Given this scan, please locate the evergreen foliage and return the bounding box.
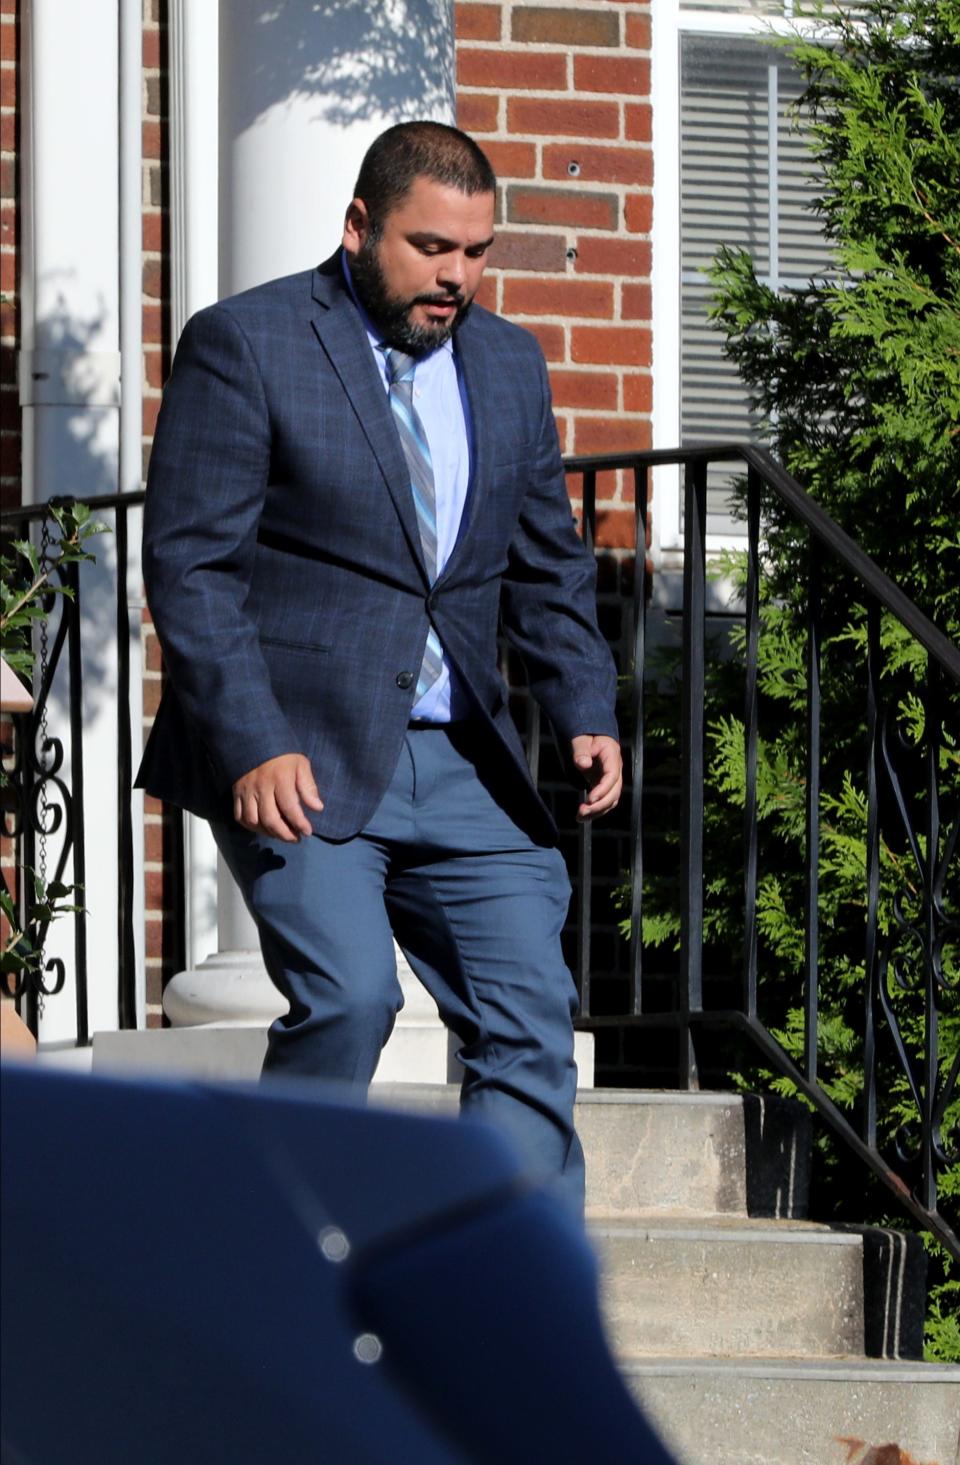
[710,0,960,627]
[634,0,959,1358]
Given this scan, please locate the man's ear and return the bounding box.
[342,198,370,256]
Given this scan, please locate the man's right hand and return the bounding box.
[232,754,323,842]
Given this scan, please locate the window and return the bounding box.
[652,0,844,553]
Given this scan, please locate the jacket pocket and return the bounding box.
[259,634,332,656]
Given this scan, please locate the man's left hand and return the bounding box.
[570,735,623,821]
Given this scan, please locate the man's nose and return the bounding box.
[438,255,466,292]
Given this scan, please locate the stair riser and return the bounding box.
[626,1367,960,1465]
[597,1232,865,1358]
[581,1098,749,1216]
[579,1092,810,1219]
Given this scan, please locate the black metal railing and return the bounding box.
[2,489,157,1042]
[561,445,959,1260]
[4,452,957,1259]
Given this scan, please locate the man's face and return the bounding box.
[342,176,495,355]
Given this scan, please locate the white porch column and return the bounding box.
[218,0,456,295]
[162,1,459,1077]
[161,0,225,1010]
[161,0,276,1027]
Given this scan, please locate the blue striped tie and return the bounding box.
[385,349,444,701]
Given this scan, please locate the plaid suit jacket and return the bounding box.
[136,255,618,841]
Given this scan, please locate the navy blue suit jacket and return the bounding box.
[137,255,618,842]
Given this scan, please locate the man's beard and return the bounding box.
[349,238,472,356]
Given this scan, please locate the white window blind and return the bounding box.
[681,1,793,12]
[679,2,861,14]
[679,32,836,532]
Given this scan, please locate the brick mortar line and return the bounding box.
[456,39,651,51]
[507,313,651,325]
[462,51,652,63]
[553,406,649,416]
[496,172,652,181]
[464,1,650,6]
[496,271,653,282]
[490,223,651,233]
[495,134,631,147]
[458,43,631,52]
[459,85,648,102]
[456,0,650,6]
[534,362,649,373]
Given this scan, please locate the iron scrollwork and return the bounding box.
[3,538,77,1028]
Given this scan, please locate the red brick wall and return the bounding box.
[141,0,174,1026]
[455,5,650,1058]
[455,0,653,550]
[0,0,20,975]
[0,0,18,509]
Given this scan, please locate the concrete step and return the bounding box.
[92,1022,456,1085]
[625,1357,960,1465]
[89,1043,811,1222]
[89,1025,596,1088]
[594,1219,865,1359]
[576,1089,810,1220]
[375,1085,810,1220]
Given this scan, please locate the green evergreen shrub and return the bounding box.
[632,0,959,1358]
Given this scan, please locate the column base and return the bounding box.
[162,949,285,1027]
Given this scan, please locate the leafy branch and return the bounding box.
[1,502,104,999]
[1,503,107,680]
[0,874,83,984]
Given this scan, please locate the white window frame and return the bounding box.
[650,0,832,566]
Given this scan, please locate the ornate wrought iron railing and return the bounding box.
[1,489,168,1042]
[558,445,959,1261]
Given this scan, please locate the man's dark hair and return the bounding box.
[352,121,496,230]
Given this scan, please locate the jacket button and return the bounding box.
[396,670,414,690]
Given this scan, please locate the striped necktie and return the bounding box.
[384,348,444,701]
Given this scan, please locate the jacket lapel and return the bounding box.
[308,261,429,584]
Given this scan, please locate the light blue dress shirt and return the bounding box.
[342,251,472,721]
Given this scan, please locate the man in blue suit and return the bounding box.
[138,122,622,1213]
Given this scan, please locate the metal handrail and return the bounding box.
[1,488,148,524]
[564,444,960,684]
[4,455,957,1257]
[561,443,958,1259]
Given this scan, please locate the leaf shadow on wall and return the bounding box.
[224,0,455,135]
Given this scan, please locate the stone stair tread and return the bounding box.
[577,1088,753,1105]
[623,1356,960,1378]
[590,1216,853,1238]
[621,1355,960,1465]
[376,1083,761,1105]
[588,1206,735,1221]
